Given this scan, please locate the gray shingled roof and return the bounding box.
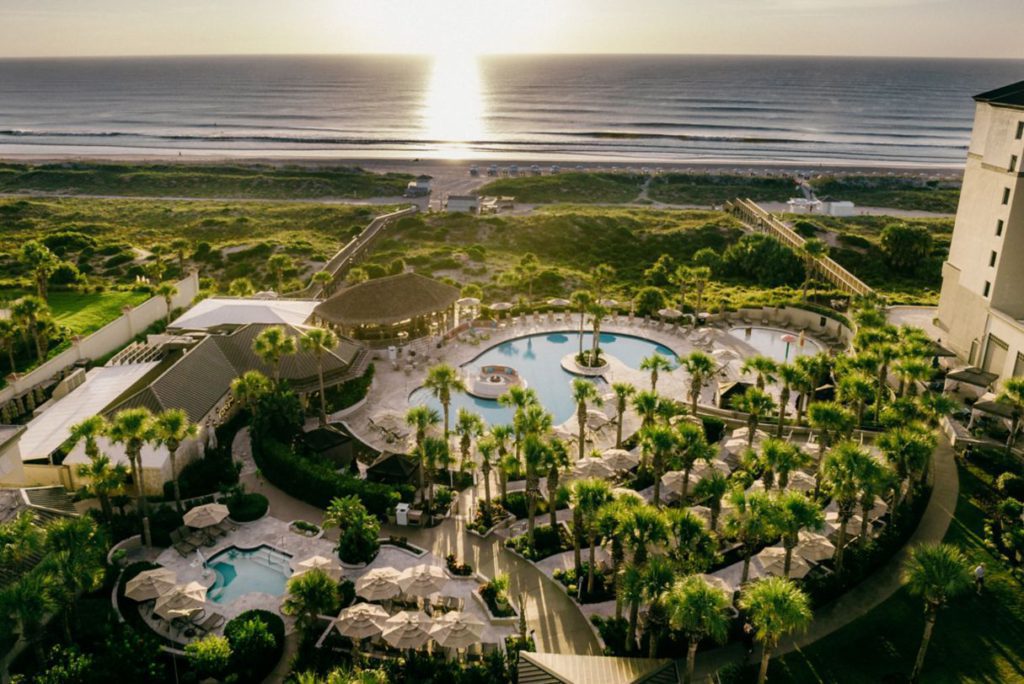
[314,273,460,326]
[975,80,1024,109]
[518,653,679,684]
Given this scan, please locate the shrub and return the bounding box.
[591,616,629,656]
[326,495,381,565]
[164,452,239,500]
[227,492,269,522]
[478,574,515,618]
[185,634,231,679]
[837,233,872,249]
[504,524,571,561]
[149,505,184,547]
[701,416,726,443]
[446,553,474,576]
[322,365,375,414]
[338,579,356,608]
[997,472,1024,501]
[224,610,284,683]
[721,233,804,287]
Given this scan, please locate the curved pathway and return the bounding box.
[693,434,960,678]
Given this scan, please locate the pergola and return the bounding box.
[313,273,461,347]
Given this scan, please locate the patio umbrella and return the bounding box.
[381,611,433,649]
[599,299,619,308]
[691,458,731,480]
[865,496,889,520]
[785,471,817,493]
[294,555,343,582]
[570,457,614,480]
[333,603,389,639]
[697,573,735,596]
[730,427,769,443]
[429,611,485,649]
[795,531,835,562]
[658,308,683,319]
[488,302,513,311]
[745,480,767,495]
[125,568,177,601]
[661,470,700,497]
[456,297,481,307]
[183,503,229,529]
[547,298,571,308]
[398,564,449,598]
[356,568,402,601]
[154,582,207,619]
[756,546,812,579]
[721,437,754,458]
[601,448,639,472]
[687,505,713,526]
[611,487,646,503]
[824,512,864,537]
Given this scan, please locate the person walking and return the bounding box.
[975,563,986,595]
[742,620,756,661]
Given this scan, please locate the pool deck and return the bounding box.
[337,314,790,455]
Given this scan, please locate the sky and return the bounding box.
[1,0,1022,59]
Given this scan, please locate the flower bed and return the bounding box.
[553,563,616,604]
[504,523,573,561]
[381,535,427,557]
[466,501,511,536]
[289,520,322,538]
[446,554,473,576]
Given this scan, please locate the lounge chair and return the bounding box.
[193,612,227,633]
[169,529,196,557]
[179,526,206,547]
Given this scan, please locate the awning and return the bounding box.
[947,367,998,388]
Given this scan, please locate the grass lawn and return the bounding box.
[648,173,797,205]
[477,172,647,204]
[771,460,1024,683]
[0,162,412,199]
[49,290,151,335]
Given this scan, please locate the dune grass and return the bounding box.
[648,172,797,205]
[477,172,648,204]
[809,175,961,214]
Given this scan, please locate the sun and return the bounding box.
[421,49,487,148]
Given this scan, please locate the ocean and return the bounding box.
[0,54,1021,166]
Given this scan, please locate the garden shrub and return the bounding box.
[721,233,804,287]
[504,524,572,561]
[591,616,629,656]
[164,452,239,500]
[322,364,374,414]
[224,609,284,683]
[701,416,726,443]
[149,506,184,547]
[226,492,268,522]
[185,634,231,680]
[997,472,1024,501]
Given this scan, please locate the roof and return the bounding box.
[974,80,1024,110]
[65,435,170,471]
[947,366,998,388]
[20,362,161,462]
[314,273,460,326]
[112,323,363,421]
[366,451,420,484]
[447,195,479,202]
[518,653,679,684]
[169,297,318,332]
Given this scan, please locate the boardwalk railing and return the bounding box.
[725,198,873,297]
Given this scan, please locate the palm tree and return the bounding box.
[675,422,713,501]
[837,371,875,428]
[997,377,1024,455]
[20,240,59,302]
[618,562,645,654]
[169,237,191,273]
[420,436,448,520]
[454,408,484,485]
[640,555,675,657]
[794,352,831,415]
[902,543,972,683]
[230,370,272,411]
[252,325,297,383]
[300,326,339,426]
[45,516,106,642]
[2,573,56,664]
[491,424,515,500]
[311,269,334,294]
[109,408,156,546]
[620,504,669,567]
[665,507,715,573]
[228,277,256,297]
[631,390,660,431]
[267,253,293,292]
[155,282,178,325]
[586,302,609,367]
[523,434,548,547]
[666,575,731,684]
[798,237,828,301]
[0,511,44,567]
[762,438,811,491]
[153,409,197,514]
[822,441,870,573]
[774,491,824,577]
[0,318,18,372]
[642,424,677,507]
[571,378,602,461]
[878,426,935,515]
[739,576,813,684]
[75,453,127,522]
[742,355,778,391]
[774,363,802,438]
[681,351,715,415]
[694,470,729,533]
[725,490,777,583]
[856,456,889,547]
[423,363,466,440]
[499,385,538,462]
[69,416,113,515]
[570,290,594,358]
[611,382,636,448]
[12,295,51,362]
[282,568,341,635]
[572,478,613,595]
[672,265,693,322]
[808,401,855,494]
[689,266,712,327]
[476,435,497,520]
[732,387,776,447]
[543,438,569,529]
[640,354,674,392]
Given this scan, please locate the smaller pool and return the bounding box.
[208,545,293,604]
[727,326,824,363]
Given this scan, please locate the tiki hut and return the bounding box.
[313,273,461,347]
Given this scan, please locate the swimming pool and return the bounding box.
[208,545,293,604]
[409,331,676,426]
[727,326,824,363]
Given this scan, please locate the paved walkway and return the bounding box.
[692,434,960,678]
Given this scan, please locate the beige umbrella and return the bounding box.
[691,459,731,480]
[488,302,513,311]
[824,512,864,538]
[785,471,817,493]
[381,611,433,649]
[687,505,712,526]
[398,564,449,598]
[547,298,571,308]
[865,496,889,520]
[697,573,735,595]
[745,480,767,495]
[721,437,754,458]
[125,568,177,601]
[456,297,481,307]
[429,611,486,649]
[356,568,402,601]
[795,530,835,562]
[183,503,230,529]
[730,427,770,443]
[601,448,639,472]
[333,603,389,639]
[658,307,683,319]
[612,487,646,503]
[294,555,342,582]
[154,581,207,619]
[756,546,812,579]
[661,470,700,497]
[570,457,614,481]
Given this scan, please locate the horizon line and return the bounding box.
[0,51,1022,62]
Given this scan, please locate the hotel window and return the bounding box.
[1003,187,1012,205]
[997,219,1004,236]
[983,281,991,297]
[1013,155,1020,173]
[1018,121,1024,140]
[990,251,998,267]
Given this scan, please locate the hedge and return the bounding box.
[252,437,411,516]
[224,609,285,683]
[227,493,269,522]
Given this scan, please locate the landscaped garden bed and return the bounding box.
[504,523,573,561]
[553,563,617,604]
[289,520,322,538]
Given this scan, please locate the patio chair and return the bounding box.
[169,529,196,557]
[178,526,207,547]
[194,612,227,633]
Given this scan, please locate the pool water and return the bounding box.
[727,326,824,363]
[208,545,293,604]
[409,332,675,426]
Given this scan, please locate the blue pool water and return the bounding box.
[208,545,293,604]
[409,332,676,426]
[727,326,824,363]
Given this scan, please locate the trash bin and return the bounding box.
[395,502,410,526]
